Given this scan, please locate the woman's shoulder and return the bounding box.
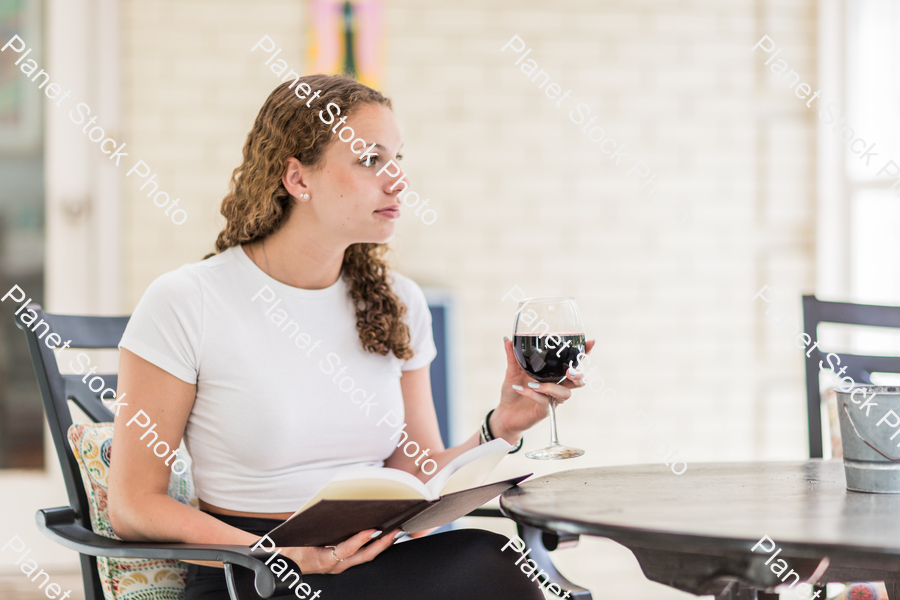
[387,270,435,327]
[387,270,428,304]
[138,248,240,307]
[123,253,245,384]
[387,270,437,366]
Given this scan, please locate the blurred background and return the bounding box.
[3,0,900,598]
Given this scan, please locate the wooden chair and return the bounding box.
[19,301,591,600]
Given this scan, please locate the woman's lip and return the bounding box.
[375,208,400,219]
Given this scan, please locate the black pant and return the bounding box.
[184,512,545,600]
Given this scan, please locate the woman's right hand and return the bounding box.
[280,529,401,574]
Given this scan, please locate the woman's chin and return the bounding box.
[356,226,397,245]
[370,221,398,244]
[376,230,397,244]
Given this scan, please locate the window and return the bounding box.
[848,0,900,306]
[0,0,46,469]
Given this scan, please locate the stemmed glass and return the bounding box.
[512,297,586,460]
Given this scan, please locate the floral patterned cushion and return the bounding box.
[67,423,199,600]
[836,582,887,600]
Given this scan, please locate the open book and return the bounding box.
[264,438,530,547]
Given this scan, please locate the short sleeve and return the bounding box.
[390,272,437,372]
[119,265,203,385]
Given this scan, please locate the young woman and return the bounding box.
[107,74,591,600]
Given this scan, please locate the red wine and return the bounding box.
[513,333,586,382]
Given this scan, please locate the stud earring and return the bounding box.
[302,193,309,199]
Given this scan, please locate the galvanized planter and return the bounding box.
[837,385,900,493]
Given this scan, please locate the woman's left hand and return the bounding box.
[490,339,596,442]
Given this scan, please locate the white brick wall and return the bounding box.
[120,1,817,598]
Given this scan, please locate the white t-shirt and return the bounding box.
[119,245,437,513]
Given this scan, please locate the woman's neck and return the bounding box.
[245,222,347,290]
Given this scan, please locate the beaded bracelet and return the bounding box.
[480,408,524,453]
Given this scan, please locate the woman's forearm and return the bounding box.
[390,408,526,482]
[393,368,525,481]
[110,491,258,547]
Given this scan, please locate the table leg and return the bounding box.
[515,523,593,599]
[713,582,778,600]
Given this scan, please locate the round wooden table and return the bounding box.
[500,460,900,600]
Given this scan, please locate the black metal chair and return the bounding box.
[802,295,900,459]
[19,302,591,600]
[801,294,900,600]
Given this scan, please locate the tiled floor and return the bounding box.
[0,572,85,600]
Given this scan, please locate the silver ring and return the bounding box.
[326,546,344,562]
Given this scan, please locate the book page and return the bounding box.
[426,438,512,497]
[291,467,430,518]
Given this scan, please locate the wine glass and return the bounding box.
[512,297,586,460]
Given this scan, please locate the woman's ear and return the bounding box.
[282,157,311,202]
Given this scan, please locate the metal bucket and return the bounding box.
[837,385,900,493]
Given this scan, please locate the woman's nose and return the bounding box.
[386,171,410,197]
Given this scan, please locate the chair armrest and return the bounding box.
[37,507,289,599]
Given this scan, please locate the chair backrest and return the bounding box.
[802,295,900,458]
[426,292,455,447]
[16,305,129,600]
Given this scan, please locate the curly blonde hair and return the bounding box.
[207,75,413,360]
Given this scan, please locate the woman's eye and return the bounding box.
[360,155,378,168]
